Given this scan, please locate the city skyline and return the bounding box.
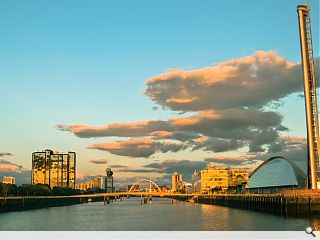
[0,0,319,187]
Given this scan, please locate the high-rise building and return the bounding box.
[2,176,15,185]
[171,172,183,192]
[32,150,76,189]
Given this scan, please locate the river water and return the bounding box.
[0,198,318,231]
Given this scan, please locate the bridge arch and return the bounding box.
[128,178,162,192]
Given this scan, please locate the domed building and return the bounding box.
[247,156,307,194]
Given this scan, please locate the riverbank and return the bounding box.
[0,199,318,231]
[0,195,106,213]
[178,193,320,218]
[1,192,319,218]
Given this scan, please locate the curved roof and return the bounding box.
[248,156,307,189]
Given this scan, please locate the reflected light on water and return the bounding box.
[311,218,320,231]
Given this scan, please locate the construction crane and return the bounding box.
[297,3,320,189]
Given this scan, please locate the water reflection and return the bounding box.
[311,218,320,230]
[0,199,315,231]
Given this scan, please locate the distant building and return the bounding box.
[105,168,115,193]
[192,165,249,194]
[158,185,170,192]
[183,182,192,193]
[192,170,201,193]
[32,150,76,189]
[2,176,15,185]
[247,156,307,194]
[76,177,105,191]
[171,172,183,192]
[228,168,249,193]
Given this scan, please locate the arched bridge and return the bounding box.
[128,178,162,193]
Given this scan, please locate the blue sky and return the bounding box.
[0,0,319,186]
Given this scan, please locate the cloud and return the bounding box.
[0,160,23,173]
[109,164,128,169]
[204,154,259,166]
[203,136,308,173]
[144,51,306,111]
[191,136,245,152]
[89,159,108,164]
[267,136,307,172]
[76,170,89,181]
[58,108,284,157]
[56,51,317,161]
[249,128,279,152]
[150,131,201,141]
[55,120,172,138]
[59,109,284,141]
[88,138,187,158]
[0,152,13,157]
[119,159,207,182]
[0,160,30,186]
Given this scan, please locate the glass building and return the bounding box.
[247,156,307,193]
[32,150,76,189]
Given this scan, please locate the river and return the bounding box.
[0,198,318,231]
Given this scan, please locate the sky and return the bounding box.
[0,0,319,188]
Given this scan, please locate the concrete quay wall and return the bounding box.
[189,194,320,217]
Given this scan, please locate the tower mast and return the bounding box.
[297,4,320,189]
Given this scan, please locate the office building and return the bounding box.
[192,165,249,194]
[32,150,76,189]
[228,169,249,193]
[247,156,307,194]
[200,166,229,193]
[171,172,183,192]
[2,176,15,185]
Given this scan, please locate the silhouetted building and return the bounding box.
[32,150,76,189]
[2,176,15,185]
[105,168,115,193]
[247,156,307,194]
